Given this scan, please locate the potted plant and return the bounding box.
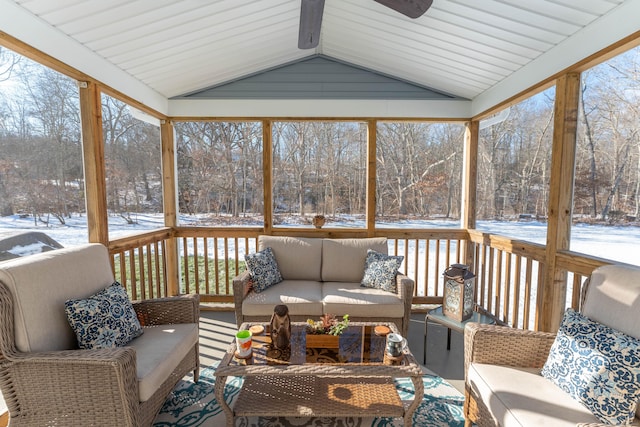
[305,314,349,348]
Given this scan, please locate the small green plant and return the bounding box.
[306,314,350,335]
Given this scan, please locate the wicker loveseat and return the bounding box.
[0,243,200,426]
[464,264,640,427]
[233,236,414,336]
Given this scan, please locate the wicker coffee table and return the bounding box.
[214,322,424,427]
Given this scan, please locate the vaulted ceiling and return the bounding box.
[1,0,639,118]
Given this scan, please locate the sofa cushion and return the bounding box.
[360,249,403,293]
[126,323,199,402]
[468,363,601,427]
[258,236,322,281]
[582,264,640,340]
[242,280,324,317]
[0,243,115,352]
[244,247,283,292]
[322,282,404,318]
[64,282,144,349]
[541,308,640,425]
[321,237,388,282]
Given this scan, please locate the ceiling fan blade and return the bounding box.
[373,0,433,19]
[298,0,325,49]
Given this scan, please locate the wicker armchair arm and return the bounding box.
[396,273,414,336]
[232,270,252,326]
[2,347,139,425]
[464,323,556,375]
[133,293,200,326]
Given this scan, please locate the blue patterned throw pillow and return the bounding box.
[244,247,283,293]
[360,249,404,293]
[541,308,640,425]
[65,282,143,349]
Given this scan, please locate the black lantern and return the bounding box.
[442,264,476,322]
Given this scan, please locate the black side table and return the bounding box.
[423,305,495,364]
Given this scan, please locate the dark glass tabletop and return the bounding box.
[231,322,401,366]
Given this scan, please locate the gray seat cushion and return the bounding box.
[322,282,404,318]
[128,323,199,402]
[468,363,601,427]
[242,280,324,317]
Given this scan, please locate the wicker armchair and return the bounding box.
[464,264,640,427]
[0,243,200,427]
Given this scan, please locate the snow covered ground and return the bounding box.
[0,213,637,266]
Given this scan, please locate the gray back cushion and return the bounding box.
[321,238,388,282]
[582,264,640,340]
[0,243,115,352]
[258,236,322,281]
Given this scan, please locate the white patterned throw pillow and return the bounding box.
[541,308,640,425]
[65,282,143,349]
[360,249,404,293]
[244,247,283,293]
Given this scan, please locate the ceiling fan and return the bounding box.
[298,0,433,49]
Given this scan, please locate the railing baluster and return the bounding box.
[494,249,503,320]
[503,252,511,325]
[214,237,220,295]
[138,246,146,300]
[423,239,430,297]
[224,237,230,295]
[203,237,210,295]
[182,237,189,295]
[192,237,199,295]
[434,240,440,296]
[523,258,533,330]
[129,248,137,300]
[512,255,522,328]
[154,241,161,298]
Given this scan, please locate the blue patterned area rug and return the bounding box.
[153,363,465,427]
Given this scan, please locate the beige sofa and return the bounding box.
[464,264,640,427]
[233,236,414,336]
[0,243,200,427]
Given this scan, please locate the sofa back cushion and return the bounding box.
[258,236,322,281]
[0,243,115,352]
[321,238,388,282]
[582,264,640,340]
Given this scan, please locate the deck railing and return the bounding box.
[107,227,613,331]
[108,228,172,300]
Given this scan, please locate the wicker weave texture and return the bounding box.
[235,376,404,418]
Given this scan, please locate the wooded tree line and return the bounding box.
[175,120,464,224]
[1,45,639,225]
[0,48,163,224]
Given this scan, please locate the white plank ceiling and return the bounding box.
[2,0,638,116]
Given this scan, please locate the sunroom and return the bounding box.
[1,0,640,426]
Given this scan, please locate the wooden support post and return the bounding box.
[161,120,180,296]
[366,120,377,236]
[461,120,479,267]
[78,81,108,245]
[538,72,580,332]
[263,120,273,234]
